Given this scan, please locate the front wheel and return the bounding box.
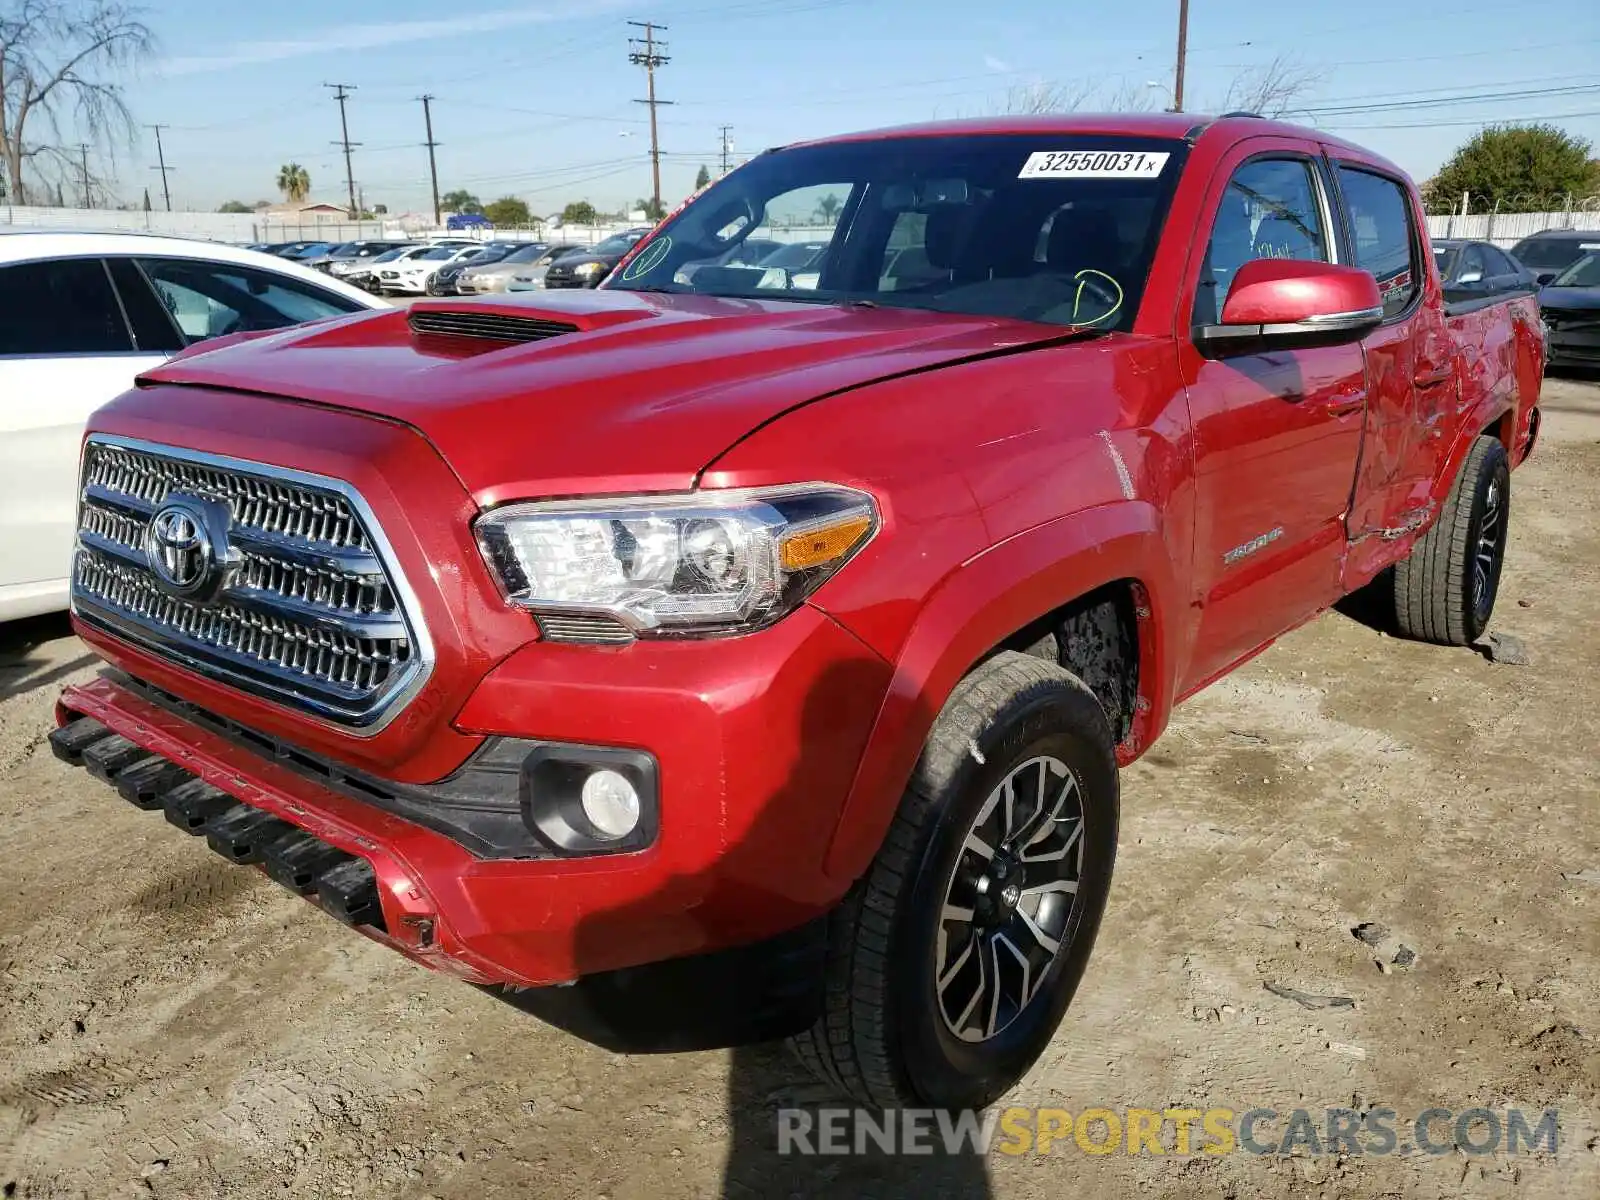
[791,651,1119,1109]
[1393,434,1510,645]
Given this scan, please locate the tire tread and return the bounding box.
[790,652,1111,1107]
[1393,434,1507,646]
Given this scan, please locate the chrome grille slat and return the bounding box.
[72,437,429,730]
[83,444,368,551]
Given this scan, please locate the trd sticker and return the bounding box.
[1018,150,1170,179]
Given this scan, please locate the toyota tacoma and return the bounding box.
[52,114,1543,1109]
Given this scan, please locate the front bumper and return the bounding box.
[57,602,891,988]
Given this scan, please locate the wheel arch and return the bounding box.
[821,501,1178,884]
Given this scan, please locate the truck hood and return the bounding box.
[141,289,1069,505]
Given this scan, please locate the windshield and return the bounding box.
[1551,251,1600,288]
[593,232,646,256]
[418,246,457,260]
[760,242,827,269]
[606,133,1187,329]
[500,243,549,264]
[369,248,407,263]
[1514,238,1596,270]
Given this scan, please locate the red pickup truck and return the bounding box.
[52,114,1542,1110]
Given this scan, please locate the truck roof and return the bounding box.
[786,113,1407,179]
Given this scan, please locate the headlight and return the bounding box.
[475,484,877,638]
[573,261,605,277]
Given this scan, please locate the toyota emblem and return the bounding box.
[146,497,220,598]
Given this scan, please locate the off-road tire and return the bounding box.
[1393,434,1510,645]
[790,651,1119,1109]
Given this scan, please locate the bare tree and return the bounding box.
[999,80,1099,116]
[0,0,154,204]
[1216,54,1323,119]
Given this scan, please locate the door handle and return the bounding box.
[1414,362,1454,388]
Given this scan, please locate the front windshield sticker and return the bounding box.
[1019,150,1170,180]
[619,236,671,281]
[1071,269,1125,326]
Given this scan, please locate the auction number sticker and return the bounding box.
[1018,150,1169,179]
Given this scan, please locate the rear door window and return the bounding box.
[137,258,367,343]
[1335,167,1420,319]
[0,258,133,356]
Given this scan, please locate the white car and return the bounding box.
[374,244,485,295]
[0,231,385,622]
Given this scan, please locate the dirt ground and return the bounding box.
[3,379,1600,1200]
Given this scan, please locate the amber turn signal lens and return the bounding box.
[779,514,873,571]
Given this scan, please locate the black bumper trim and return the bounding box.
[51,715,387,935]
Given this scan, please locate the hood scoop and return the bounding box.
[408,308,581,346]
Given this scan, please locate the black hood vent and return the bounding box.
[408,309,581,344]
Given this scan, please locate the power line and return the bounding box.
[1301,82,1600,118]
[146,124,173,212]
[628,20,672,214]
[325,83,361,217]
[1325,107,1600,131]
[419,94,441,225]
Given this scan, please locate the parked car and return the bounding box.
[342,245,421,293]
[309,241,410,275]
[1508,229,1600,285]
[48,115,1542,1110]
[1432,238,1538,296]
[500,244,589,292]
[0,231,382,622]
[376,244,486,295]
[1537,250,1600,369]
[426,242,531,296]
[541,228,653,288]
[268,241,334,261]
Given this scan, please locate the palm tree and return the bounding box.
[812,192,843,224]
[276,163,311,204]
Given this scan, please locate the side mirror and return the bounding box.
[1194,258,1384,355]
[1534,269,1558,285]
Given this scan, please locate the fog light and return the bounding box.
[581,769,641,839]
[519,743,658,855]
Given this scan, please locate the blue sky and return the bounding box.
[106,0,1600,216]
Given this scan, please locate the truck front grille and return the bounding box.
[71,437,431,732]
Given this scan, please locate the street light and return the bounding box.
[1145,81,1178,113]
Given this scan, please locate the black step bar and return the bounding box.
[49,716,386,933]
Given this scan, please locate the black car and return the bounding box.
[1508,229,1600,286]
[1432,238,1538,298]
[425,242,537,296]
[1538,250,1600,370]
[543,228,654,289]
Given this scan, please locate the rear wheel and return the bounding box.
[791,651,1119,1108]
[1393,434,1510,645]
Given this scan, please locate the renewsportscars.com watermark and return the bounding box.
[777,1106,1563,1158]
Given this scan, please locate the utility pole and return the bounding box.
[147,124,173,211]
[77,143,92,208]
[718,125,732,176]
[325,82,361,217]
[1172,0,1190,113]
[419,94,442,227]
[628,21,671,215]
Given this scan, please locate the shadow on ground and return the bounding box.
[0,613,91,704]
